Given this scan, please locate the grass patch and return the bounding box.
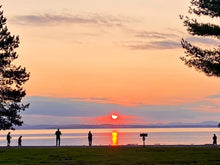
[0,146,220,164]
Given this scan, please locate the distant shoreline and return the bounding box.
[16,124,218,130]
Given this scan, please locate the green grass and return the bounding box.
[0,146,220,165]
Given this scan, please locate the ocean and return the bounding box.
[0,128,219,146]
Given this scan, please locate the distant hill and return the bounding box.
[15,121,219,129]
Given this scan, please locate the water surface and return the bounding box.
[0,128,219,146]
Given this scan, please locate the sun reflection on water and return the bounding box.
[112,131,118,146]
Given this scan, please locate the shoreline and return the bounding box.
[0,144,219,149]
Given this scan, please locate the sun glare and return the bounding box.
[111,114,118,120]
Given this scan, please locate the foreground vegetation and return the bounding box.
[0,146,220,165]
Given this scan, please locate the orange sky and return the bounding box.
[1,0,220,125]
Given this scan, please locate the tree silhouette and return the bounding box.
[0,6,30,130]
[180,0,220,77]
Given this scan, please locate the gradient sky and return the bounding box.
[2,0,220,125]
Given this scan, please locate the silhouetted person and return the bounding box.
[7,132,11,147]
[55,129,62,146]
[213,134,217,145]
[18,136,22,146]
[88,131,92,146]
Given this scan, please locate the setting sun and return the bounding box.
[111,114,118,120]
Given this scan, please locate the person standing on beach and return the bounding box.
[213,134,217,145]
[7,132,11,147]
[88,131,93,146]
[18,136,22,146]
[55,129,62,146]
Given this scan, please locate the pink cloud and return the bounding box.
[91,114,146,125]
[189,98,220,113]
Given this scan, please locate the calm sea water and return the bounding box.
[0,128,219,146]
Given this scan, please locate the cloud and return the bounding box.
[134,31,179,39]
[120,30,182,50]
[207,95,220,99]
[71,97,109,104]
[20,96,220,125]
[22,114,144,125]
[183,98,220,113]
[70,97,145,106]
[23,96,121,117]
[190,105,220,113]
[93,115,144,125]
[11,13,132,27]
[186,36,220,47]
[22,114,91,125]
[122,30,220,50]
[122,40,181,50]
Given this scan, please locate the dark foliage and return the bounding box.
[189,0,220,17]
[180,0,220,77]
[0,6,29,130]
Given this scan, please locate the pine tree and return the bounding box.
[0,6,30,130]
[180,0,220,76]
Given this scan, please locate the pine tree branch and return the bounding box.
[189,0,220,18]
[181,16,220,38]
[181,39,220,76]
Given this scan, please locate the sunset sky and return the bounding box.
[2,0,220,125]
